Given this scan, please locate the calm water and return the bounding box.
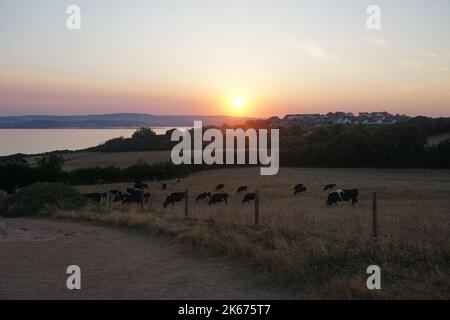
[0,128,188,156]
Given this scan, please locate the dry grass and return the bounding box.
[58,167,450,299]
[27,151,171,170]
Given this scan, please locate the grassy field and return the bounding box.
[59,167,450,299]
[27,151,171,170]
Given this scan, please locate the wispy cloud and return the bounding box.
[367,37,388,47]
[402,60,423,67]
[417,52,441,58]
[294,42,341,63]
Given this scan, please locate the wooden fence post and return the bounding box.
[254,189,260,226]
[185,189,189,217]
[372,192,378,239]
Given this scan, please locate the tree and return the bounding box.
[132,127,156,139]
[36,155,65,182]
[0,161,34,194]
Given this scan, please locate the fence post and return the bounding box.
[140,191,144,211]
[372,192,378,239]
[185,189,189,217]
[254,189,260,226]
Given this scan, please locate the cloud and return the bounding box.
[367,37,388,47]
[417,52,441,58]
[294,42,341,63]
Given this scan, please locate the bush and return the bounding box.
[2,183,87,217]
[0,160,34,194]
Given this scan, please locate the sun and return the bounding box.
[230,97,246,113]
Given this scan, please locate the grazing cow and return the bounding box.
[196,192,211,202]
[163,192,186,208]
[134,182,149,190]
[327,189,359,206]
[215,184,225,191]
[122,191,151,204]
[162,183,167,190]
[236,186,248,193]
[294,185,307,194]
[84,192,107,203]
[242,193,256,203]
[127,188,141,195]
[113,193,126,202]
[293,184,304,191]
[208,193,228,205]
[324,184,337,191]
[110,190,124,202]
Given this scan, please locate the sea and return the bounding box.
[0,128,189,156]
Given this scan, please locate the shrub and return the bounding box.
[2,183,87,217]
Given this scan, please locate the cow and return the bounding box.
[84,192,107,203]
[113,193,126,202]
[134,182,149,190]
[293,184,304,191]
[110,189,121,196]
[294,185,307,194]
[163,192,186,208]
[236,186,248,193]
[324,184,337,191]
[110,190,124,202]
[162,183,167,190]
[196,192,211,202]
[208,193,228,205]
[127,188,141,195]
[327,189,359,206]
[122,191,151,205]
[215,184,225,191]
[242,193,256,203]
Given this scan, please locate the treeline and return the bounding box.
[407,116,450,135]
[0,155,193,194]
[280,124,450,168]
[86,127,176,152]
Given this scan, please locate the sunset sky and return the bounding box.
[1,0,449,117]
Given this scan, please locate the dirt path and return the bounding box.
[0,218,296,300]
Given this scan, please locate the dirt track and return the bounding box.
[0,218,295,300]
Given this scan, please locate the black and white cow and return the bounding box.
[134,182,149,190]
[294,184,307,194]
[110,190,124,202]
[84,192,107,203]
[236,186,248,193]
[208,193,228,205]
[327,189,359,206]
[163,192,186,208]
[242,193,256,203]
[196,192,211,202]
[122,192,151,205]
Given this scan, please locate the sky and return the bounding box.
[0,0,449,117]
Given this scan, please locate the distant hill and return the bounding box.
[0,113,255,129]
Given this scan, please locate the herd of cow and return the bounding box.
[83,180,360,208]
